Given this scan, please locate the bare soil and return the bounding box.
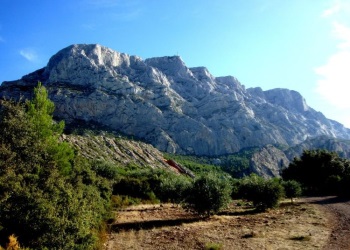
[300,196,350,250]
[104,198,341,250]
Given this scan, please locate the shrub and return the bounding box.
[113,167,192,205]
[113,177,153,199]
[205,242,223,250]
[185,174,232,216]
[111,195,142,208]
[238,175,284,211]
[91,160,118,180]
[282,180,302,203]
[157,176,191,204]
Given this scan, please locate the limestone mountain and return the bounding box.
[1,44,350,157]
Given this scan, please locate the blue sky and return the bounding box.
[1,0,350,127]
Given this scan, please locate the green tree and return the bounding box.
[282,180,302,203]
[158,175,191,204]
[27,82,74,174]
[185,174,231,216]
[282,149,350,195]
[0,83,112,249]
[238,175,284,211]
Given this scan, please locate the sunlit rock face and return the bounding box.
[1,44,350,156]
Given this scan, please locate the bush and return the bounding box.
[113,177,153,200]
[238,175,284,211]
[282,180,302,203]
[91,160,119,180]
[113,167,191,205]
[157,176,191,204]
[205,242,223,250]
[185,174,232,216]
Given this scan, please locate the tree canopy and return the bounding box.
[282,149,350,196]
[0,83,113,249]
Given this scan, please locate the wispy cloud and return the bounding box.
[315,21,350,117]
[322,0,341,17]
[332,21,350,48]
[19,48,39,62]
[314,0,350,126]
[322,0,350,18]
[315,50,350,108]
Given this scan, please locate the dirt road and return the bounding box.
[302,196,350,250]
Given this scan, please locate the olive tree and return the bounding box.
[185,174,231,216]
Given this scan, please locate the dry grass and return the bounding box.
[105,200,331,250]
[0,235,30,250]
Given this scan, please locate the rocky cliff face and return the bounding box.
[1,44,350,156]
[248,145,290,178]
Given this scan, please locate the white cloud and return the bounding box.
[315,21,350,126]
[322,0,341,17]
[315,50,350,108]
[332,21,350,48]
[315,0,350,126]
[19,48,39,62]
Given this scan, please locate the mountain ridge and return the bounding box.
[1,43,350,157]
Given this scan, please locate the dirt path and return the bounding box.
[301,196,350,250]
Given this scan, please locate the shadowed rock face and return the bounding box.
[1,43,350,156]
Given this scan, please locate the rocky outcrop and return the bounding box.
[249,145,290,178]
[62,133,195,176]
[63,133,168,168]
[285,135,350,160]
[1,44,350,156]
[242,136,350,178]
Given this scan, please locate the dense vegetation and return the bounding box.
[0,84,113,249]
[232,175,285,211]
[219,148,259,178]
[282,149,350,196]
[165,148,258,178]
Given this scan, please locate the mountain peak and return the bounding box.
[46,43,134,71]
[145,55,191,79]
[1,44,350,156]
[264,88,310,113]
